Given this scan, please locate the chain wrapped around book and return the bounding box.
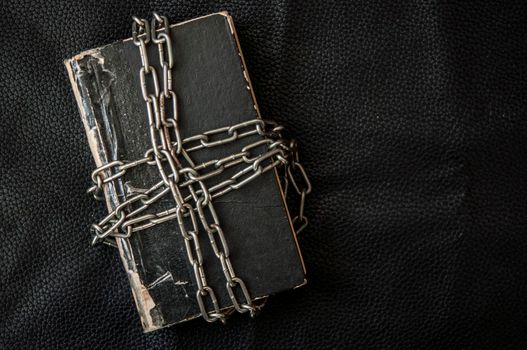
[65,12,311,332]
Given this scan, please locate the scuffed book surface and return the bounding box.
[65,12,305,331]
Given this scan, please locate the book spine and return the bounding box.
[65,52,161,332]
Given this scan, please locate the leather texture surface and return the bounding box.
[1,1,527,349]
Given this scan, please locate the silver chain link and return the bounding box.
[89,13,312,323]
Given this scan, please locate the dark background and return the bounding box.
[2,1,527,349]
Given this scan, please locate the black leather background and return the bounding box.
[1,1,527,349]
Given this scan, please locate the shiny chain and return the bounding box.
[88,13,312,323]
[134,13,232,322]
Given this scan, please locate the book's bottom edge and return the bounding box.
[141,295,268,333]
[141,277,308,333]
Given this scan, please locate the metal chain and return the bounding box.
[89,13,312,323]
[135,14,229,323]
[150,13,256,319]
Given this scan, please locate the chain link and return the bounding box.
[88,13,312,323]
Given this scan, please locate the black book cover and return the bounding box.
[65,12,305,331]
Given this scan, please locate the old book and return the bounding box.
[65,12,306,332]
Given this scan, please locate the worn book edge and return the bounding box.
[65,11,306,332]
